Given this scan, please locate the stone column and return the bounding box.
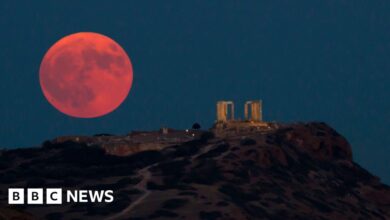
[259,100,263,122]
[250,100,262,122]
[217,102,227,122]
[252,102,259,121]
[230,102,235,121]
[244,103,249,120]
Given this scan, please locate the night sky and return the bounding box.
[0,1,389,183]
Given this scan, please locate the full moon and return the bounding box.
[39,32,133,118]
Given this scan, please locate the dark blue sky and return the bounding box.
[0,1,389,183]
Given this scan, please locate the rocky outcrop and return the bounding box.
[279,122,353,161]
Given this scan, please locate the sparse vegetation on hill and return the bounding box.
[240,137,257,146]
[192,123,201,130]
[199,131,215,142]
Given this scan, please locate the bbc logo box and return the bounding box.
[8,188,24,204]
[8,188,62,205]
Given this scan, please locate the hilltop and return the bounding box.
[0,122,389,219]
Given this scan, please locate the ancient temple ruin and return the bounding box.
[244,100,262,122]
[216,100,262,122]
[216,101,235,122]
[213,100,273,135]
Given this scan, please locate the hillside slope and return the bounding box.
[0,122,389,219]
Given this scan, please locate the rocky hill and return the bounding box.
[0,122,389,220]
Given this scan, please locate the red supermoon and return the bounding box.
[39,32,133,118]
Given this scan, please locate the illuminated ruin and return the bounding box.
[214,100,273,135]
[216,100,263,122]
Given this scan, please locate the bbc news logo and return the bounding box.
[8,188,114,205]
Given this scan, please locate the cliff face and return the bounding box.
[0,122,389,220]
